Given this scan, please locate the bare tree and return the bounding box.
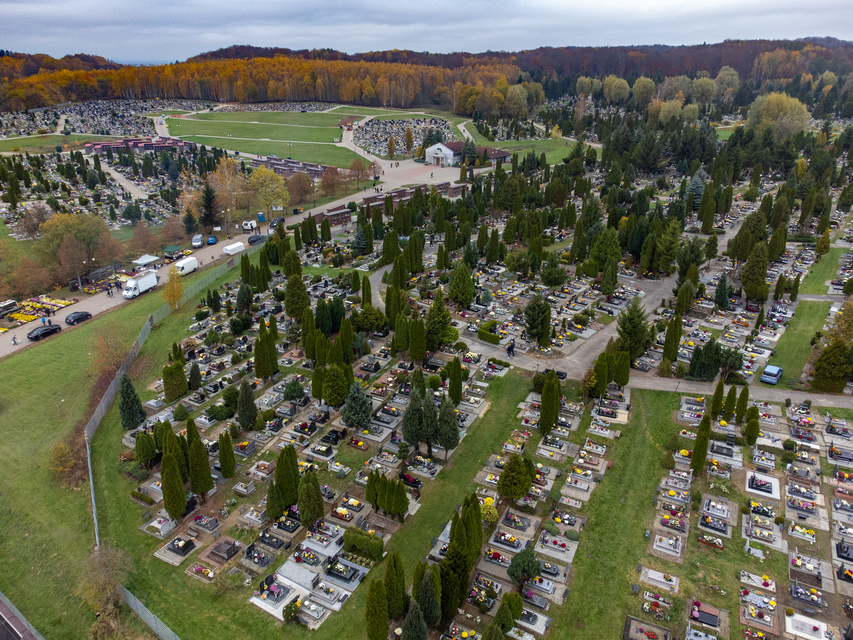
[5,256,54,298]
[21,202,53,235]
[349,158,366,187]
[57,235,87,290]
[287,172,314,205]
[209,158,248,220]
[76,543,132,615]
[161,217,187,245]
[320,167,343,197]
[90,322,132,377]
[96,233,125,275]
[130,221,159,256]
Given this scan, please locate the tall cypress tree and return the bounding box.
[163,429,188,483]
[385,550,408,619]
[275,445,299,509]
[401,601,427,640]
[539,370,559,436]
[237,380,258,430]
[298,470,324,528]
[118,373,145,431]
[362,275,372,308]
[218,431,235,478]
[409,318,426,363]
[440,512,469,618]
[691,414,711,475]
[161,453,187,521]
[365,579,389,640]
[710,378,725,418]
[419,569,441,627]
[735,385,750,424]
[448,357,463,405]
[722,385,738,422]
[266,477,283,522]
[189,438,214,499]
[662,315,682,362]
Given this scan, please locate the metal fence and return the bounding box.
[119,587,182,640]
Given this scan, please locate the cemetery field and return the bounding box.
[0,134,118,153]
[762,300,831,385]
[799,246,844,294]
[554,389,788,638]
[462,126,581,164]
[93,364,533,640]
[187,111,353,127]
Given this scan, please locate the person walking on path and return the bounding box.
[41,316,46,326]
[11,335,18,345]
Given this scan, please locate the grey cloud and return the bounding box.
[1,0,851,63]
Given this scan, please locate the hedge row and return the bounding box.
[478,320,501,345]
[343,526,384,561]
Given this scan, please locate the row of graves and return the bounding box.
[829,252,853,295]
[462,271,644,358]
[641,395,853,638]
[245,346,499,626]
[429,388,621,638]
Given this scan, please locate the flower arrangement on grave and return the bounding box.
[237,441,250,450]
[679,449,692,458]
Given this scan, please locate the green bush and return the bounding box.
[542,521,559,536]
[782,439,797,451]
[454,342,468,352]
[488,357,510,367]
[118,460,149,481]
[195,309,210,322]
[343,527,384,560]
[661,451,675,469]
[172,403,189,421]
[478,320,501,345]
[131,490,155,505]
[428,375,442,390]
[565,529,579,541]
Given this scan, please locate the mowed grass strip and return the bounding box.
[762,300,830,384]
[188,111,350,127]
[169,118,341,143]
[799,246,844,294]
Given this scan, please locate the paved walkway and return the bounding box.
[101,165,149,200]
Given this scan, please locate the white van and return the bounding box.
[223,242,245,256]
[242,220,258,232]
[174,256,199,276]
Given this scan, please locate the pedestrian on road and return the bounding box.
[41,316,46,326]
[47,319,52,326]
[11,335,18,345]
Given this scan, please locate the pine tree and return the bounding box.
[419,568,441,626]
[507,546,541,589]
[237,380,257,430]
[341,383,372,431]
[421,394,438,458]
[735,386,750,424]
[189,438,214,498]
[401,601,427,640]
[118,373,145,431]
[401,391,424,454]
[315,298,332,337]
[161,453,187,521]
[691,414,711,475]
[312,366,325,401]
[497,453,531,501]
[539,370,560,435]
[601,255,618,295]
[711,378,725,418]
[323,364,349,407]
[425,288,452,351]
[365,579,389,640]
[218,431,235,478]
[493,599,516,632]
[385,550,408,619]
[722,385,737,422]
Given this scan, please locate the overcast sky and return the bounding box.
[3,0,853,64]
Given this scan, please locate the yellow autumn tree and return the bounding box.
[162,266,184,310]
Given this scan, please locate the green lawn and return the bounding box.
[800,247,843,294]
[715,127,735,141]
[462,126,580,165]
[169,117,342,143]
[184,137,360,167]
[187,111,353,127]
[762,300,831,385]
[0,134,118,154]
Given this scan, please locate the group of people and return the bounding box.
[353,118,455,158]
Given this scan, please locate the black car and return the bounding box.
[27,324,62,340]
[65,311,92,325]
[247,234,266,246]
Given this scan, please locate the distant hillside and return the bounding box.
[188,38,853,80]
[0,51,122,81]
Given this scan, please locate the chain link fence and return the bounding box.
[119,587,182,640]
